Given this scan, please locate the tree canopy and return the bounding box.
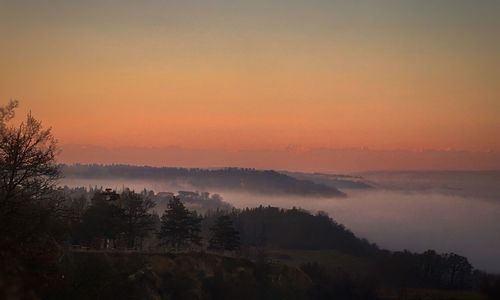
[208,215,240,252]
[159,197,202,250]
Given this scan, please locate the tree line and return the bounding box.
[70,189,241,253]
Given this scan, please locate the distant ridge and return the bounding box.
[61,164,346,197]
[282,171,372,190]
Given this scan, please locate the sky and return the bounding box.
[1,0,499,171]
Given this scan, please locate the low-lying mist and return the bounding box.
[60,178,500,273]
[221,189,500,273]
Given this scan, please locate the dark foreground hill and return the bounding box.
[52,252,304,299]
[62,164,346,197]
[49,251,377,300]
[47,249,494,300]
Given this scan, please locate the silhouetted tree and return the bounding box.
[73,200,125,248]
[443,252,472,288]
[0,100,60,227]
[208,215,240,252]
[0,100,63,298]
[120,190,156,249]
[159,197,202,250]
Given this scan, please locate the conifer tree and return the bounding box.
[208,215,240,252]
[159,197,202,250]
[120,190,156,249]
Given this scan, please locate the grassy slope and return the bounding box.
[53,251,312,300]
[51,250,487,300]
[268,249,375,275]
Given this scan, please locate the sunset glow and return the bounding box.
[1,0,499,170]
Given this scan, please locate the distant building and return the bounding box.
[91,188,120,205]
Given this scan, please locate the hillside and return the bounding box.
[283,171,373,189]
[49,250,490,300]
[62,164,346,197]
[52,251,314,300]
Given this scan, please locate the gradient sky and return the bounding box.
[1,1,499,170]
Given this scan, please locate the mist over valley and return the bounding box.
[60,165,500,273]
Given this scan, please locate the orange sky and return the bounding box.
[1,1,499,170]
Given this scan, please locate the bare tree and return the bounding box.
[0,100,60,214]
[0,100,63,298]
[0,100,61,238]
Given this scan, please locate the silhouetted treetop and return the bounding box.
[159,197,202,250]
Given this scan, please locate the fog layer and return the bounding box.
[221,190,500,273]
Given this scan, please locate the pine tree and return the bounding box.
[159,197,202,251]
[208,215,240,252]
[120,190,156,249]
